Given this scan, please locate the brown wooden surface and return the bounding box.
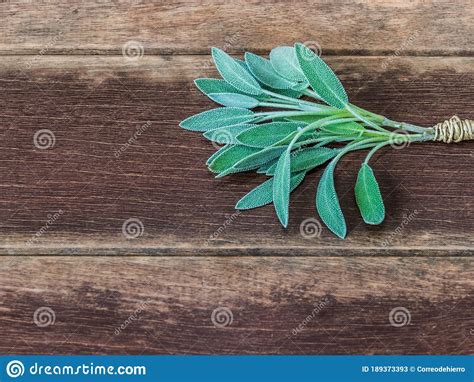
[0,1,472,355]
[1,257,473,354]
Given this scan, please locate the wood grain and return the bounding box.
[0,55,472,255]
[0,256,472,354]
[0,1,472,55]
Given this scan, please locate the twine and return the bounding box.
[433,116,474,143]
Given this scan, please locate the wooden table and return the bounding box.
[0,1,472,354]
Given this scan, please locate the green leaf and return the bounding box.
[195,78,242,95]
[180,107,255,132]
[295,43,348,109]
[212,48,262,95]
[235,122,305,148]
[208,93,260,108]
[316,162,347,238]
[245,52,297,90]
[217,146,287,178]
[320,121,364,136]
[256,158,279,173]
[273,150,291,227]
[204,124,256,144]
[269,46,308,84]
[208,145,260,173]
[236,171,306,210]
[267,86,304,99]
[266,147,337,175]
[206,145,232,165]
[355,164,385,225]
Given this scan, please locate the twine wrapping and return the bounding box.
[433,116,474,143]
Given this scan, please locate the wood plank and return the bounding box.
[0,256,472,354]
[1,1,473,55]
[0,55,472,255]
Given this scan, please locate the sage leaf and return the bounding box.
[216,146,287,178]
[236,171,306,210]
[236,122,305,148]
[204,124,256,144]
[195,78,242,95]
[256,158,279,174]
[208,93,260,108]
[206,144,232,166]
[355,164,385,225]
[266,147,337,175]
[212,48,262,95]
[208,145,260,174]
[295,43,348,109]
[180,107,255,132]
[321,121,364,136]
[273,150,291,227]
[316,162,347,238]
[245,52,297,90]
[269,46,308,83]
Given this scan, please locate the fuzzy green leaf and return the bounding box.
[180,107,255,132]
[236,122,305,148]
[195,78,242,95]
[355,164,385,225]
[206,145,231,166]
[266,147,337,175]
[204,124,256,144]
[212,48,262,95]
[295,43,348,109]
[321,121,364,136]
[316,162,347,238]
[216,146,287,178]
[245,52,297,90]
[269,46,308,84]
[208,93,260,108]
[273,150,291,227]
[236,171,306,210]
[208,145,260,174]
[256,158,279,174]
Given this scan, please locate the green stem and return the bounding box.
[259,102,311,110]
[262,89,328,110]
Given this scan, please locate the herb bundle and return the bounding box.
[179,43,473,238]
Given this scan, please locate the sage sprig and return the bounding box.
[180,43,473,238]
